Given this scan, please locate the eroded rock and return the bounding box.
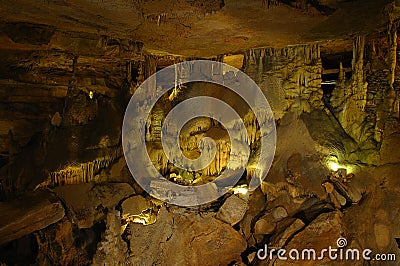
[128,207,247,265]
[269,218,306,249]
[216,194,248,226]
[93,211,128,265]
[254,216,277,235]
[54,183,134,228]
[121,195,151,219]
[0,189,65,246]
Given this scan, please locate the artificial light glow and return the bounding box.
[122,208,158,226]
[89,91,94,99]
[132,216,149,225]
[232,185,248,195]
[328,161,341,172]
[325,156,356,174]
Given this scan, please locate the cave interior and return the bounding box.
[0,0,400,265]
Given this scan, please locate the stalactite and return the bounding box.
[243,43,323,119]
[50,147,122,187]
[338,61,345,83]
[388,20,398,86]
[351,35,366,96]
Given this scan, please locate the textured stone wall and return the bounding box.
[243,43,323,120]
[0,33,168,197]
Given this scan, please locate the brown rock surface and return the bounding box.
[273,211,345,265]
[128,207,247,265]
[54,183,134,228]
[254,216,277,235]
[0,190,65,246]
[216,194,249,225]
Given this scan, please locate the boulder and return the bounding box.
[0,190,65,246]
[271,206,288,220]
[128,207,247,265]
[274,211,345,265]
[216,194,248,226]
[269,218,305,249]
[121,195,151,219]
[254,216,277,235]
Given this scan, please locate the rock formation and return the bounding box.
[0,0,400,265]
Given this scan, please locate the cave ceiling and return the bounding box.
[0,0,392,57]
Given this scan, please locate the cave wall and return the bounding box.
[0,31,160,197]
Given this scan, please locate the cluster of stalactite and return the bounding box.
[243,43,323,119]
[131,0,225,27]
[146,110,267,179]
[261,0,279,9]
[140,56,279,180]
[50,147,122,186]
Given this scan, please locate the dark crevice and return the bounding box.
[74,220,106,259]
[0,234,38,265]
[1,22,56,45]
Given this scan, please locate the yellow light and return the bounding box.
[120,223,128,235]
[89,91,94,99]
[232,185,248,195]
[132,216,148,225]
[328,161,341,172]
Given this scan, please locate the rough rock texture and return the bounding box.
[239,188,267,247]
[35,218,104,266]
[273,211,345,265]
[92,211,128,266]
[54,183,134,228]
[244,44,323,119]
[0,190,65,246]
[0,36,161,198]
[121,195,152,218]
[216,194,249,226]
[1,1,400,265]
[128,207,247,265]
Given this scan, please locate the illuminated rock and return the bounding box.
[121,195,151,218]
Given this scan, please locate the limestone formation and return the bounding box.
[0,1,400,265]
[92,211,128,266]
[216,194,249,226]
[54,183,135,228]
[0,190,65,246]
[243,44,323,119]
